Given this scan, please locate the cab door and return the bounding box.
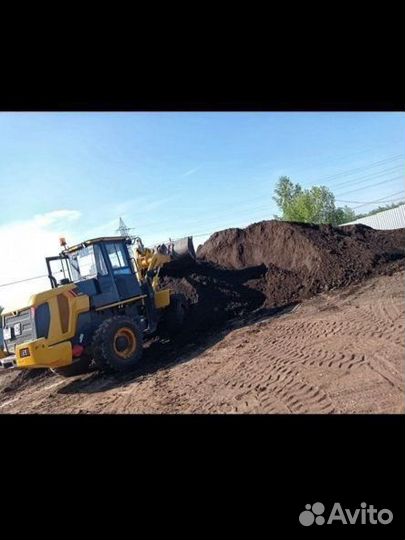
[103,241,142,300]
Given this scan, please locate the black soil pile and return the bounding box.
[161,220,405,328]
[160,262,267,332]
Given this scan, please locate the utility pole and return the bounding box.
[116,217,131,237]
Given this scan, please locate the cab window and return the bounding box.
[106,243,131,274]
[72,246,97,279]
[95,245,108,275]
[69,244,108,280]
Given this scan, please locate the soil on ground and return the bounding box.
[1,220,404,413]
[0,269,403,414]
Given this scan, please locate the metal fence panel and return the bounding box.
[342,204,405,230]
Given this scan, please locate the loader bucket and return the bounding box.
[156,236,196,269]
[171,236,196,261]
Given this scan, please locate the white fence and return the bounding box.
[342,204,405,230]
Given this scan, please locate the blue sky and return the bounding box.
[0,112,404,308]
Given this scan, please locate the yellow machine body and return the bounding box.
[4,283,171,370]
[1,234,194,373]
[5,283,90,369]
[153,289,171,309]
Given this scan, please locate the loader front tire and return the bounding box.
[163,293,187,335]
[92,316,143,372]
[51,355,92,377]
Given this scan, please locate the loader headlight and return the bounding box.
[19,348,30,358]
[3,327,11,340]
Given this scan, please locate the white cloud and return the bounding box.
[182,167,200,177]
[0,209,81,311]
[33,209,81,227]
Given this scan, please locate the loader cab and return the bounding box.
[46,237,143,308]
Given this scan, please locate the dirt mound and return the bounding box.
[160,263,266,332]
[198,220,404,272]
[161,221,404,327]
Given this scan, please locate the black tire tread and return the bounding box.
[164,294,187,335]
[92,316,143,372]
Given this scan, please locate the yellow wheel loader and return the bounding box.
[0,235,195,377]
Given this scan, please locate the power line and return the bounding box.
[130,153,405,231]
[101,144,405,241]
[335,175,404,197]
[155,188,405,243]
[0,274,49,288]
[0,270,64,289]
[330,164,404,190]
[131,168,405,244]
[336,190,405,204]
[131,164,405,234]
[161,195,405,244]
[129,171,405,235]
[303,154,404,185]
[108,150,405,236]
[136,182,405,244]
[261,142,405,183]
[294,141,405,173]
[128,143,405,194]
[352,198,405,211]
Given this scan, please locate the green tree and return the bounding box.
[273,176,302,219]
[273,177,358,225]
[284,185,337,223]
[333,205,357,224]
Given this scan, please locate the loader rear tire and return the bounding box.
[51,355,92,377]
[92,316,143,373]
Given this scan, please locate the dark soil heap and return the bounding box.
[161,220,405,330]
[7,220,403,389]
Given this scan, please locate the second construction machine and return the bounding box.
[0,234,195,376]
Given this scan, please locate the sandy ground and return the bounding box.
[0,271,403,414]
